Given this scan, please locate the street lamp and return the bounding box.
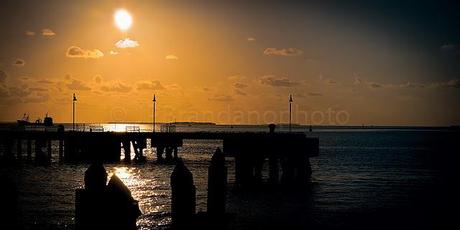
[153,94,156,133]
[289,94,293,132]
[73,93,77,131]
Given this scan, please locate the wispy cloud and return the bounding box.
[101,82,132,93]
[41,28,56,37]
[66,79,91,91]
[25,31,35,36]
[137,80,165,91]
[0,70,8,83]
[209,95,234,102]
[66,46,104,59]
[264,48,303,57]
[247,37,256,42]
[115,38,139,48]
[260,75,300,87]
[233,82,248,89]
[165,55,178,60]
[13,58,25,67]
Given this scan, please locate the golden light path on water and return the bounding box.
[108,166,172,228]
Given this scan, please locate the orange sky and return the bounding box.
[0,1,459,126]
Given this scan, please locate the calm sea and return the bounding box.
[0,124,458,229]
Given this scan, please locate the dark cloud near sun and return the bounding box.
[66,46,104,59]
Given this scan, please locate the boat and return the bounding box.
[17,113,54,127]
[17,113,31,125]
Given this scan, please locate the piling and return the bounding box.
[207,148,227,216]
[171,160,196,228]
[26,139,32,160]
[16,139,22,160]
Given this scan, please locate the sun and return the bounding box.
[114,9,132,31]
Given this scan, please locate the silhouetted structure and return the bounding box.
[171,160,196,228]
[207,148,227,216]
[75,163,141,230]
[0,176,18,229]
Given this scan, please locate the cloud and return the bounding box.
[115,38,139,48]
[209,95,234,102]
[0,70,7,83]
[42,28,56,37]
[37,79,54,84]
[264,48,303,56]
[308,92,323,96]
[369,82,382,88]
[25,31,35,36]
[165,55,179,60]
[260,75,300,87]
[13,58,25,67]
[234,89,247,96]
[327,79,337,84]
[66,79,91,91]
[66,46,104,59]
[228,75,246,81]
[247,37,256,42]
[109,50,119,55]
[446,79,460,88]
[9,86,31,97]
[233,82,248,89]
[101,82,132,93]
[353,77,362,85]
[137,80,165,91]
[29,87,48,92]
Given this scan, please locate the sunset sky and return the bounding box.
[0,0,459,126]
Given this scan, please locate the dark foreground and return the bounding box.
[1,129,459,229]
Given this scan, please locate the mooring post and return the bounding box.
[47,139,52,162]
[156,146,165,162]
[173,146,178,160]
[165,146,173,161]
[269,156,279,184]
[58,125,64,162]
[207,148,227,216]
[27,139,32,160]
[59,139,64,162]
[171,160,196,228]
[16,139,22,160]
[122,140,131,162]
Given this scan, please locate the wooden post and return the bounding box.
[269,156,279,184]
[27,139,32,160]
[16,139,22,160]
[47,139,52,162]
[59,139,64,162]
[207,148,227,216]
[171,160,196,228]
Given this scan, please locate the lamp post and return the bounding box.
[153,94,156,133]
[73,93,77,131]
[289,94,293,132]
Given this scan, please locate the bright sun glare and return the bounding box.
[114,9,132,31]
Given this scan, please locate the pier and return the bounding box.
[0,126,318,184]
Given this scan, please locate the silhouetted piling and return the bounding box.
[207,148,227,216]
[269,156,279,184]
[171,160,196,228]
[76,162,141,230]
[26,139,32,160]
[16,139,22,160]
[156,146,165,162]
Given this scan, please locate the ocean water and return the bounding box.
[1,124,457,229]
